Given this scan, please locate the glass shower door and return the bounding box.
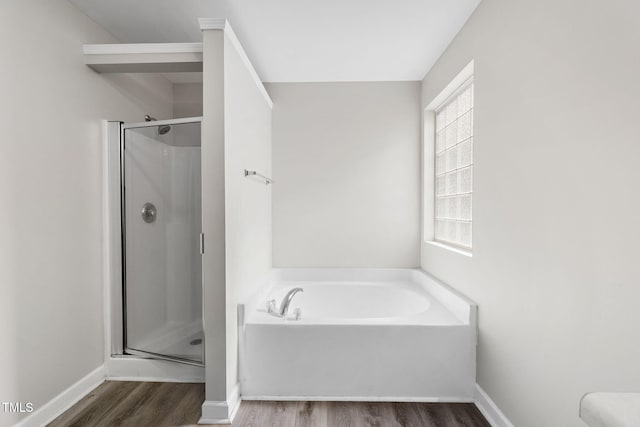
[121,118,203,365]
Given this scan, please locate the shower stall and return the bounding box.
[105,117,204,370]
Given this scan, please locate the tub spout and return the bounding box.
[274,287,303,318]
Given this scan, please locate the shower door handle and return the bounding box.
[199,233,205,254]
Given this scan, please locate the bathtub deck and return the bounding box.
[48,381,490,426]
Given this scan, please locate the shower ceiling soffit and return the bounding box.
[83,43,203,74]
[83,20,273,107]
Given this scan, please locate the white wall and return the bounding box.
[223,32,272,398]
[267,82,421,268]
[200,26,272,417]
[0,0,173,425]
[421,1,640,426]
[173,83,203,118]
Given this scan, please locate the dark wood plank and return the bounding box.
[49,381,490,427]
[328,401,400,427]
[48,381,142,427]
[233,400,297,427]
[295,401,328,427]
[416,402,456,427]
[362,402,401,427]
[150,382,205,426]
[47,381,215,427]
[415,402,490,427]
[444,403,491,427]
[327,401,362,427]
[392,402,435,427]
[173,382,209,424]
[105,382,200,427]
[46,381,114,427]
[93,381,164,427]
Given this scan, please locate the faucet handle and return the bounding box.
[292,308,302,321]
[266,299,277,313]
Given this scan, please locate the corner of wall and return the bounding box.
[475,384,515,427]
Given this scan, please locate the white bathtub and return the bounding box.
[239,269,477,401]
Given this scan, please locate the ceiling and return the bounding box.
[70,0,481,82]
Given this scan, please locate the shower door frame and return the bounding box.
[109,117,205,368]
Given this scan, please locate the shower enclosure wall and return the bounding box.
[104,117,205,376]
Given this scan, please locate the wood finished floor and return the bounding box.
[48,381,491,427]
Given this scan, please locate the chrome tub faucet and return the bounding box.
[267,287,303,318]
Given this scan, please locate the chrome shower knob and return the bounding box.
[141,202,157,223]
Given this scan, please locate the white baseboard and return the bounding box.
[474,384,514,427]
[13,365,105,427]
[199,383,241,425]
[227,383,241,422]
[199,400,231,424]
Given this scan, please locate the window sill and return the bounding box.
[424,240,473,258]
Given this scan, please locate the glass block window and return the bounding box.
[434,80,473,249]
